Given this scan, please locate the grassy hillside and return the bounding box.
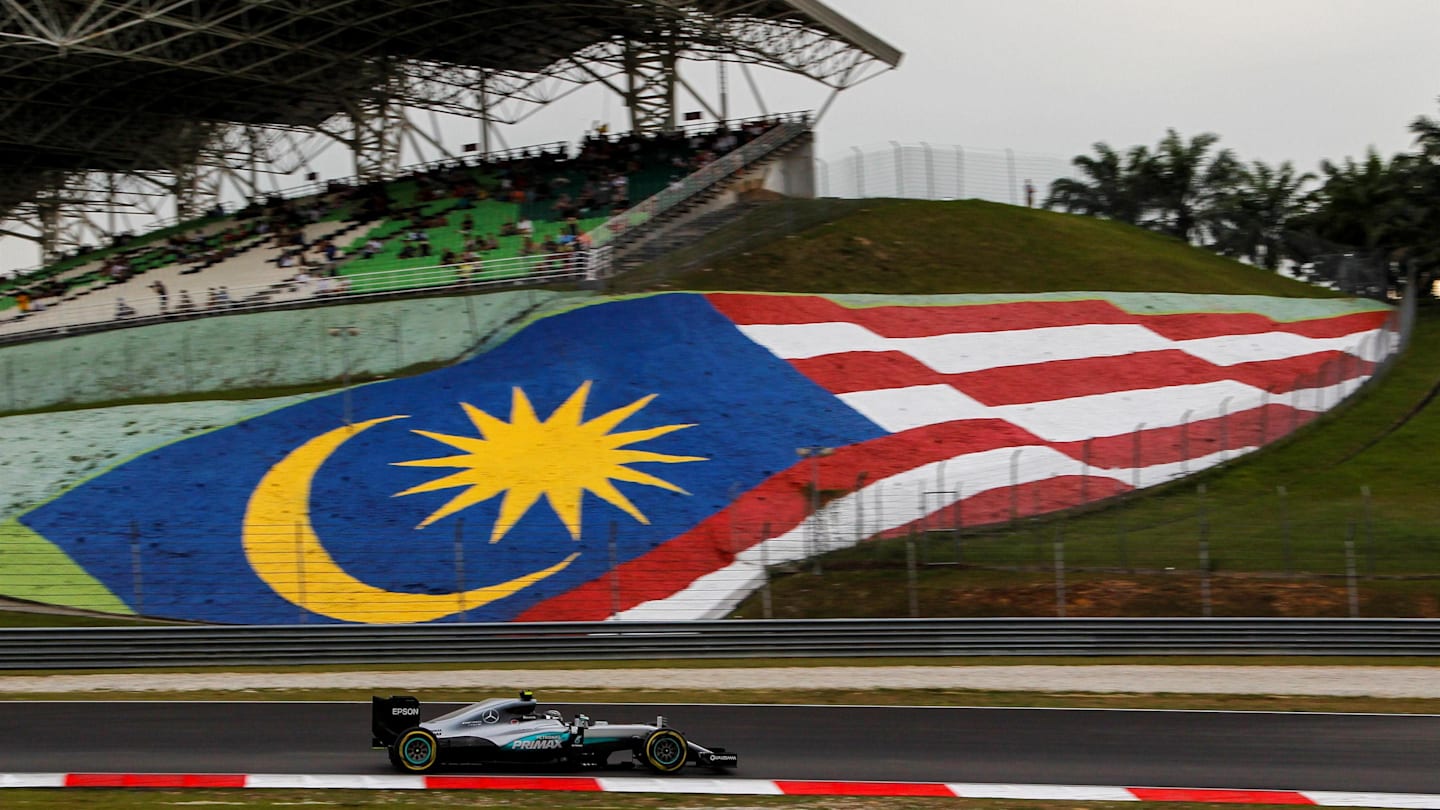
[668,199,1343,298]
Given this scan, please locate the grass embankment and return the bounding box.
[668,198,1343,297]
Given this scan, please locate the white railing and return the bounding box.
[0,247,610,343]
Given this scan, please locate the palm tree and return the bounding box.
[1209,161,1316,269]
[1143,130,1243,243]
[1044,142,1150,225]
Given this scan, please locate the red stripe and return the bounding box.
[777,779,954,796]
[790,347,1372,404]
[1143,309,1390,340]
[63,773,247,788]
[708,292,1392,341]
[1129,788,1316,804]
[425,775,602,791]
[709,293,1136,334]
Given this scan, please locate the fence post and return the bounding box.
[1132,422,1143,491]
[1009,448,1021,522]
[129,520,144,617]
[1180,410,1192,475]
[1054,531,1066,618]
[1198,484,1212,618]
[854,472,868,546]
[1219,396,1232,463]
[1361,485,1374,576]
[608,521,620,621]
[760,521,773,620]
[891,141,904,197]
[922,142,936,199]
[905,526,919,618]
[851,146,865,198]
[955,146,965,199]
[453,518,466,621]
[1291,375,1303,434]
[1259,389,1270,445]
[1345,531,1360,618]
[1005,148,1017,205]
[952,483,964,564]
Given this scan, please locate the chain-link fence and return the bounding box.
[818,143,1073,207]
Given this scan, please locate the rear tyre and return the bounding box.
[393,727,439,773]
[642,728,688,774]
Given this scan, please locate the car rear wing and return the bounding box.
[372,695,422,747]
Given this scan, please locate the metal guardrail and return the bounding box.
[2,618,1438,670]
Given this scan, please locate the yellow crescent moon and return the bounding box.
[242,415,578,623]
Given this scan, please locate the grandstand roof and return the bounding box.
[0,0,900,217]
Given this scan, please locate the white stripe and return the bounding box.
[596,777,783,795]
[0,773,65,788]
[844,374,1367,443]
[1302,791,1440,808]
[1175,331,1379,366]
[245,774,426,789]
[740,321,1386,375]
[736,321,889,359]
[838,384,991,433]
[741,322,1176,371]
[949,782,1137,801]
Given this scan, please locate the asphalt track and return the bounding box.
[4,701,1439,793]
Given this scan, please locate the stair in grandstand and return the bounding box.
[598,120,815,274]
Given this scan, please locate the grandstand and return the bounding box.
[0,1,901,295]
[0,112,816,342]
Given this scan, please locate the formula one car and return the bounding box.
[372,691,739,774]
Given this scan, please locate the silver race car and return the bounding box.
[372,691,739,774]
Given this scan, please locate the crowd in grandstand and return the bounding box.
[2,116,789,333]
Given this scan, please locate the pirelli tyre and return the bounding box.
[642,728,689,774]
[393,727,440,773]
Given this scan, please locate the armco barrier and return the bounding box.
[2,618,1439,669]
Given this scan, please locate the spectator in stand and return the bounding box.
[362,238,383,258]
[115,297,135,319]
[177,290,195,312]
[516,218,533,236]
[149,279,168,313]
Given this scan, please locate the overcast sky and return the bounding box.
[5,0,1440,274]
[813,0,1440,167]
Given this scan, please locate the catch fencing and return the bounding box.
[818,143,1073,207]
[2,618,1439,669]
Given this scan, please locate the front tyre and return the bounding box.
[393,727,439,773]
[642,728,688,774]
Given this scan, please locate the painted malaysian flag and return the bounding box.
[13,292,1395,624]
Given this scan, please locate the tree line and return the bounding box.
[1044,103,1440,293]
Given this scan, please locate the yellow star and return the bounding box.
[392,382,705,543]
